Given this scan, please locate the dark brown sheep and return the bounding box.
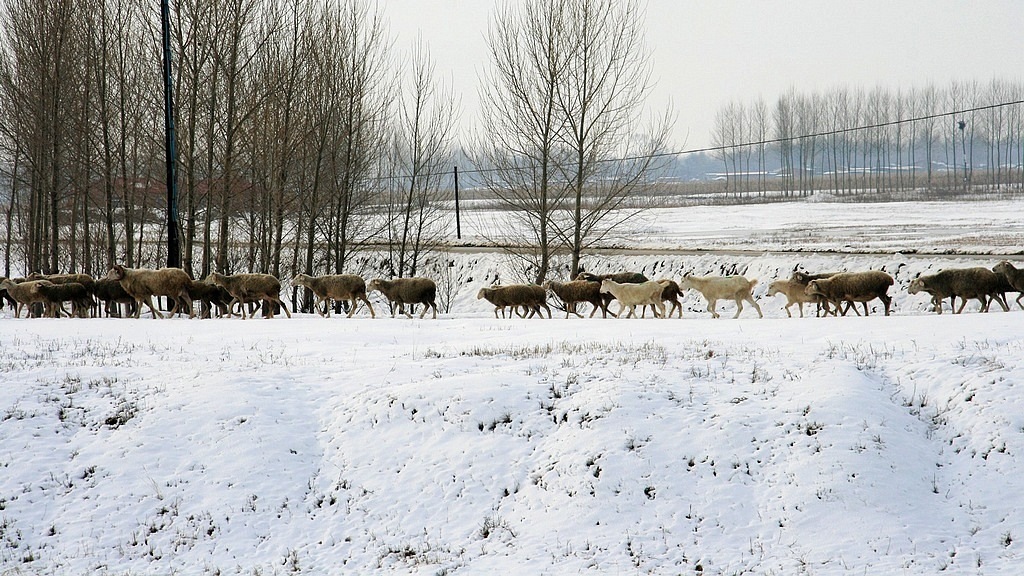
[367,277,438,319]
[477,284,551,319]
[206,272,291,319]
[542,280,612,318]
[909,267,1009,314]
[805,271,894,316]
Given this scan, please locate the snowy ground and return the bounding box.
[2,197,1024,575]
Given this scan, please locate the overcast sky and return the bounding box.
[382,0,1024,150]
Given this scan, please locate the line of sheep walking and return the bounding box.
[2,260,1023,320]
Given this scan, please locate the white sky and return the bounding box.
[382,0,1024,150]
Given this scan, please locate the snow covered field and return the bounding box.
[2,197,1024,575]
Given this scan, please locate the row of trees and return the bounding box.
[711,81,1024,197]
[0,0,675,289]
[0,0,456,297]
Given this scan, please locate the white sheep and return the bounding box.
[599,279,665,318]
[293,273,375,318]
[679,275,762,319]
[767,279,824,318]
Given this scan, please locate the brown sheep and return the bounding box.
[367,277,438,319]
[908,267,1009,314]
[576,271,649,284]
[91,278,138,317]
[0,278,52,318]
[542,280,612,318]
[993,261,1024,310]
[106,265,194,319]
[187,280,234,319]
[206,272,291,319]
[477,284,551,319]
[655,279,683,319]
[805,271,894,316]
[292,273,375,318]
[36,282,94,318]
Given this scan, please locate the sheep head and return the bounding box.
[106,265,127,282]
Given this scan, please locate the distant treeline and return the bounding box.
[710,81,1024,197]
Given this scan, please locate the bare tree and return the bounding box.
[476,0,669,282]
[475,0,569,284]
[553,0,670,277]
[383,38,457,278]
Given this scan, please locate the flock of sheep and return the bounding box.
[0,267,438,320]
[1,261,1023,320]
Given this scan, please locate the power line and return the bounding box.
[382,98,1023,182]
[657,99,1024,162]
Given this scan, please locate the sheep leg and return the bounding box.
[733,298,743,319]
[278,298,291,318]
[359,296,376,318]
[141,296,164,319]
[166,295,180,317]
[183,293,195,319]
[992,293,1009,312]
[861,302,869,316]
[1017,293,1024,310]
[541,303,552,319]
[706,298,720,319]
[746,295,763,318]
[955,298,969,314]
[655,301,666,318]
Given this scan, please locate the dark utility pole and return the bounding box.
[453,166,461,239]
[161,0,181,268]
